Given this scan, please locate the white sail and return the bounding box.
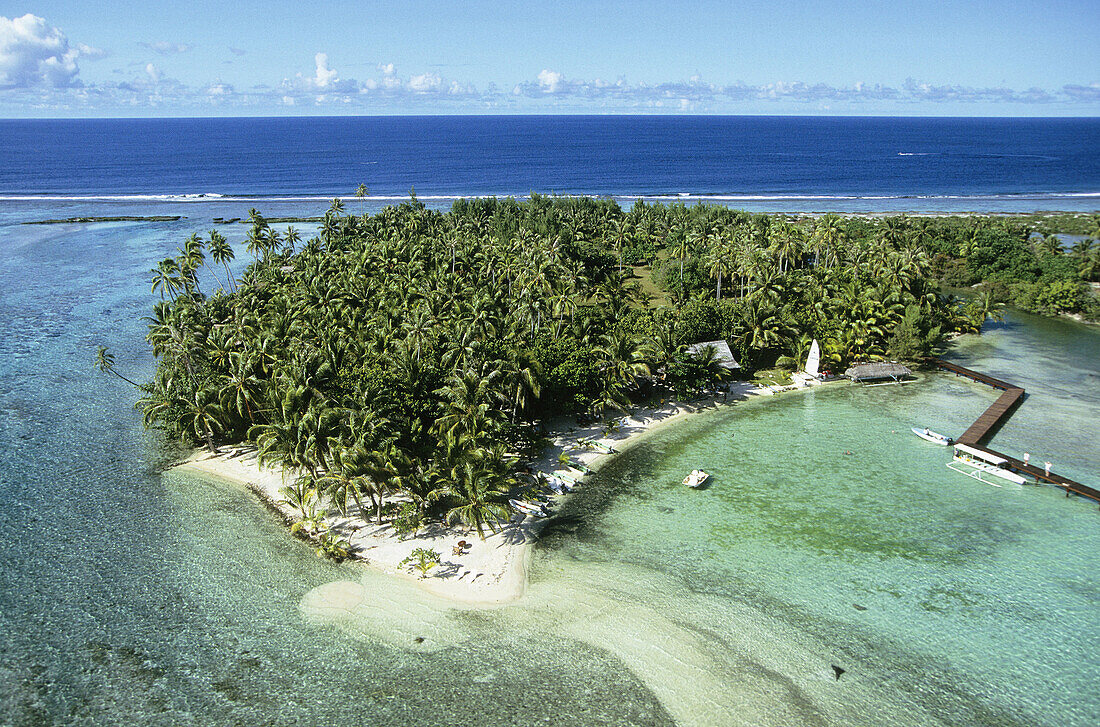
[805,339,821,377]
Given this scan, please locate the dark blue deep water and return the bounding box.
[0,116,1097,207]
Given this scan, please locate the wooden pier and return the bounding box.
[931,358,1100,507]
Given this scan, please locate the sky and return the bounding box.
[0,1,1097,117]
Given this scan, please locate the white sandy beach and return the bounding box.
[176,379,824,605]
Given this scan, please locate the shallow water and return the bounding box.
[537,367,1100,725]
[0,204,1097,726]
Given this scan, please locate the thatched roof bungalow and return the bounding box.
[686,340,741,370]
[844,362,912,383]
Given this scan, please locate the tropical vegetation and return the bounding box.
[127,196,1087,545]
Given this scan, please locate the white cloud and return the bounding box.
[408,72,442,92]
[139,41,192,55]
[537,68,565,93]
[0,14,81,88]
[76,42,108,61]
[508,70,1076,109]
[3,46,1093,114]
[312,52,338,88]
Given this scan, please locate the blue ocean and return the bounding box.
[0,116,1097,212]
[0,116,1098,726]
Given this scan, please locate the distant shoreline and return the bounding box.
[14,208,1097,228]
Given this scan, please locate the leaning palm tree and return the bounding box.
[94,346,141,387]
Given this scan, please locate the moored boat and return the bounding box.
[947,444,1028,487]
[683,469,710,488]
[911,427,952,445]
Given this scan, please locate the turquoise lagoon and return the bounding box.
[0,203,1097,726]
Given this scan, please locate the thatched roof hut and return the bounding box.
[686,340,741,370]
[844,362,912,382]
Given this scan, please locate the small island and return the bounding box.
[118,196,1099,600]
[25,215,185,224]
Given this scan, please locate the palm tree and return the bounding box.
[609,216,629,277]
[316,444,373,517]
[220,353,262,423]
[283,226,301,256]
[94,346,141,387]
[1039,233,1063,256]
[704,238,732,300]
[965,290,1004,333]
[208,229,235,292]
[671,224,694,294]
[439,461,512,539]
[245,227,266,261]
[597,331,650,394]
[151,258,183,301]
[811,215,846,268]
[177,389,224,454]
[355,184,369,215]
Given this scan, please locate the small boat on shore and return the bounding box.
[912,427,952,445]
[581,438,617,454]
[683,470,710,488]
[539,472,574,493]
[947,444,1028,487]
[509,498,549,517]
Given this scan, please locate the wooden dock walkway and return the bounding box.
[956,387,1025,446]
[930,358,1100,507]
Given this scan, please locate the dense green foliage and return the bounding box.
[138,198,1076,538]
[903,214,1100,318]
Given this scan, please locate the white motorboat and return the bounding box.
[683,469,710,488]
[912,427,952,445]
[947,444,1028,487]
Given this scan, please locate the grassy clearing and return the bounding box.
[629,264,672,308]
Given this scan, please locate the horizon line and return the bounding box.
[2,112,1099,122]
